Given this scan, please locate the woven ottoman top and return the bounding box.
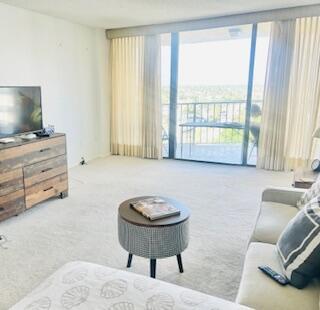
[118,196,190,227]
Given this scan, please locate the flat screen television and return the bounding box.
[0,86,43,138]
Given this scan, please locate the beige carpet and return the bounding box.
[0,156,291,309]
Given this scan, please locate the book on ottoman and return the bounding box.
[130,197,180,220]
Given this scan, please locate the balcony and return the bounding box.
[162,100,261,165]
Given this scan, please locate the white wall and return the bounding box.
[0,3,110,167]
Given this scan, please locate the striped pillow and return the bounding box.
[296,180,320,209]
[277,196,320,288]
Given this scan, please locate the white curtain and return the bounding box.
[257,20,296,170]
[284,17,320,170]
[142,36,162,158]
[111,35,162,159]
[258,17,320,171]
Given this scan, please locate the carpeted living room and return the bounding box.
[0,156,291,309]
[1,1,320,310]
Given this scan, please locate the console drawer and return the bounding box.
[0,189,25,221]
[0,136,66,173]
[24,155,67,188]
[25,173,68,209]
[0,168,24,196]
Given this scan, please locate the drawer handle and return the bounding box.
[41,168,52,173]
[39,148,51,153]
[43,186,53,192]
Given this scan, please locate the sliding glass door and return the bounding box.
[161,23,270,165]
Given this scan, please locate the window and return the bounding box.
[162,23,271,165]
[176,25,252,164]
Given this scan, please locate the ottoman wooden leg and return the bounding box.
[177,254,184,273]
[150,259,156,278]
[127,253,133,268]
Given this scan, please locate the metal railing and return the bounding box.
[176,100,246,124]
[162,100,262,163]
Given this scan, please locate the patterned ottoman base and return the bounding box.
[118,196,190,278]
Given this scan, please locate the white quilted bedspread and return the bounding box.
[10,261,252,310]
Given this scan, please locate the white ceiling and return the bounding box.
[0,0,319,29]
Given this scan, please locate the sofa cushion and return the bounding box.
[10,261,251,310]
[236,242,320,310]
[297,179,320,209]
[250,201,298,244]
[277,196,320,288]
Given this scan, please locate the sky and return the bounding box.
[161,36,269,87]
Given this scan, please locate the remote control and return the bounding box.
[258,266,289,285]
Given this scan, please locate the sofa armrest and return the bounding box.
[262,187,307,206]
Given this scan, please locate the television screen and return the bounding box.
[0,87,43,137]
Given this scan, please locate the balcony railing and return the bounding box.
[162,100,262,164]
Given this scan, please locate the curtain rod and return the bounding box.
[106,4,320,39]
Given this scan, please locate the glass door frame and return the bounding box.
[168,32,179,159]
[166,23,259,166]
[242,23,257,166]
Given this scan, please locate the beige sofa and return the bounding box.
[11,187,318,310]
[236,186,320,310]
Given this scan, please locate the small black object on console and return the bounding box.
[36,125,55,137]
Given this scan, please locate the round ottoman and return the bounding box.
[118,196,190,278]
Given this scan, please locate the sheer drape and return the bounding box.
[284,17,320,170]
[111,35,162,159]
[142,35,161,158]
[258,17,320,171]
[257,20,296,170]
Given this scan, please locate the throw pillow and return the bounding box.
[296,179,320,209]
[277,196,320,289]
